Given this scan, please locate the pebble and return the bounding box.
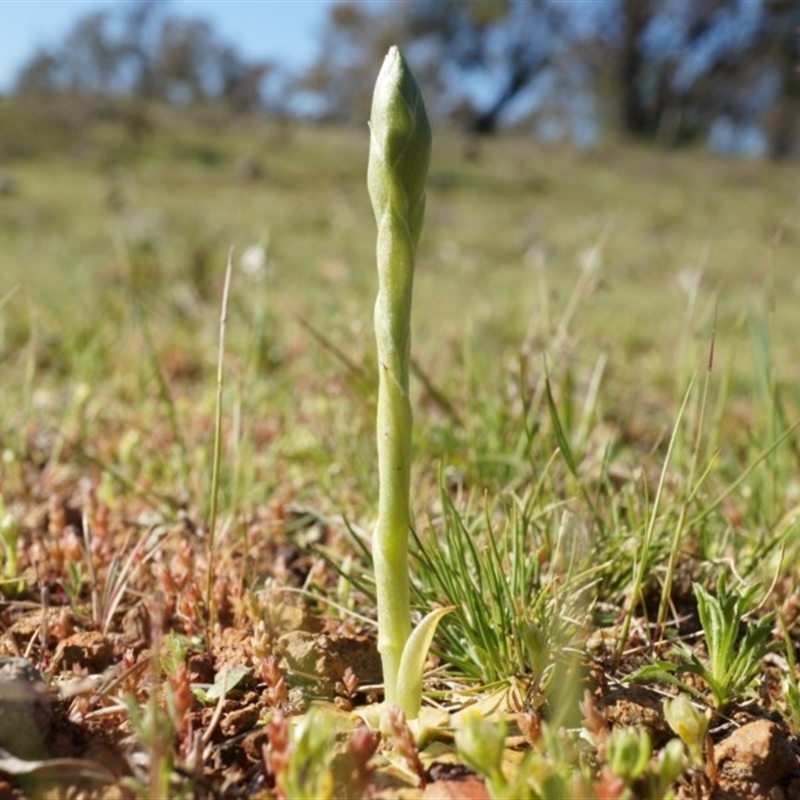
[0,657,52,759]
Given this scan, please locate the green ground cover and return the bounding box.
[0,99,799,797]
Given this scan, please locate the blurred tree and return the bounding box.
[12,0,798,157]
[154,18,230,103]
[301,0,798,157]
[16,10,122,96]
[403,0,572,134]
[620,0,753,144]
[619,0,655,136]
[118,0,163,99]
[298,0,609,132]
[759,0,800,159]
[293,1,398,122]
[13,0,274,114]
[617,0,799,156]
[14,51,62,97]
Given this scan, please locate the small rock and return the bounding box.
[53,631,113,673]
[278,632,382,696]
[241,727,269,762]
[0,657,52,759]
[121,602,151,643]
[422,777,491,799]
[221,704,259,737]
[1,608,76,656]
[601,685,673,747]
[713,719,798,799]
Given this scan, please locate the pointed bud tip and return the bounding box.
[371,46,425,127]
[376,46,403,87]
[368,45,431,222]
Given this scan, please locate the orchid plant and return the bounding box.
[367,46,450,719]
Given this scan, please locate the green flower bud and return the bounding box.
[368,46,431,249]
[656,738,689,785]
[0,500,20,580]
[455,712,506,780]
[606,726,651,782]
[663,694,709,764]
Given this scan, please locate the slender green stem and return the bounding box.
[657,321,715,630]
[205,247,234,642]
[367,46,431,711]
[615,377,694,665]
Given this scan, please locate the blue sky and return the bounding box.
[0,0,347,94]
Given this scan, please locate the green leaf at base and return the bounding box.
[395,606,454,719]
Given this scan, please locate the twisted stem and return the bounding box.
[368,46,431,712]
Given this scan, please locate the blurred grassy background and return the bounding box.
[0,106,798,519]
